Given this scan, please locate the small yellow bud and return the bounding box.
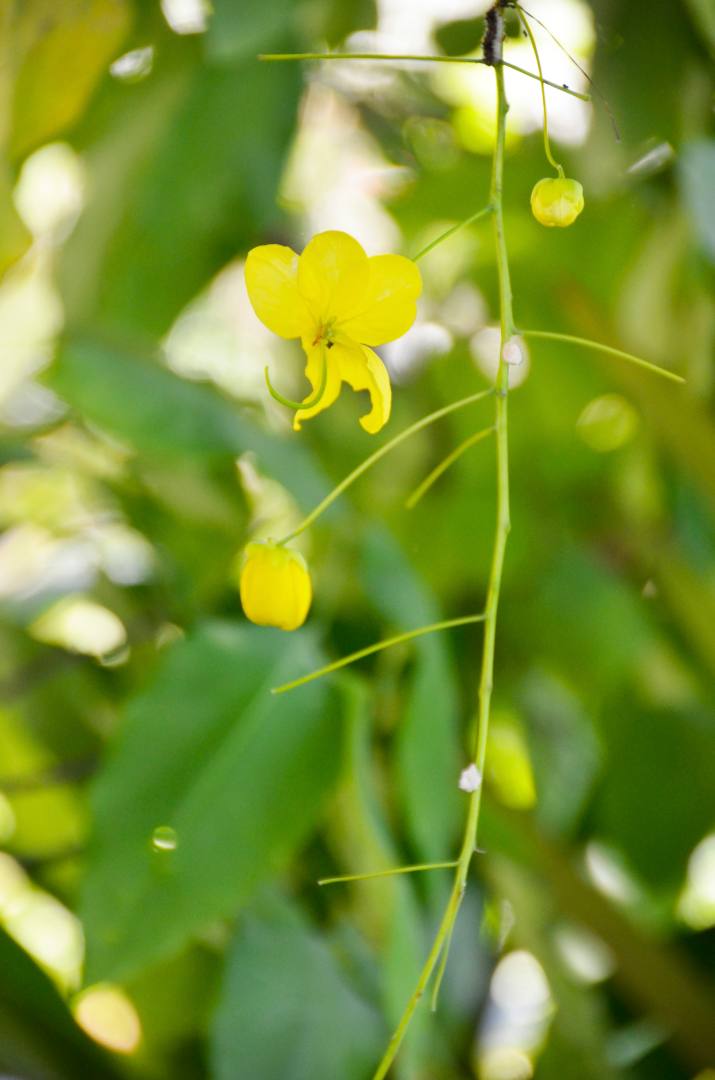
[530,176,584,228]
[239,542,312,631]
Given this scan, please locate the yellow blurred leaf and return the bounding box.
[0,165,31,275]
[8,0,131,160]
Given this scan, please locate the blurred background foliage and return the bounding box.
[0,0,714,1077]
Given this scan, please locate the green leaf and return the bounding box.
[206,0,296,62]
[678,138,715,264]
[685,0,715,56]
[82,621,343,982]
[60,39,300,336]
[47,335,329,506]
[361,528,462,863]
[0,166,32,278]
[520,668,602,837]
[8,0,131,160]
[49,335,252,461]
[326,678,436,1075]
[210,892,384,1080]
[434,17,485,57]
[528,548,654,691]
[596,697,715,889]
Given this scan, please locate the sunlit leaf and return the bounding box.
[8,0,131,160]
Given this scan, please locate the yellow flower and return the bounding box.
[245,230,422,434]
[530,177,584,227]
[239,541,312,631]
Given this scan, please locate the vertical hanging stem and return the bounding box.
[371,29,513,1080]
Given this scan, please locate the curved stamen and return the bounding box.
[264,343,329,411]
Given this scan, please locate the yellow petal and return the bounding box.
[335,340,391,434]
[297,231,369,324]
[245,244,311,338]
[293,344,342,431]
[530,177,584,228]
[240,542,312,631]
[339,254,422,346]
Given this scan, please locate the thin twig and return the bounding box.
[371,44,514,1080]
[259,52,590,101]
[521,329,685,384]
[272,614,486,694]
[413,205,494,261]
[406,426,495,509]
[319,861,458,886]
[277,389,493,545]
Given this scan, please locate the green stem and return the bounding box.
[319,861,458,886]
[271,614,486,694]
[276,389,493,545]
[521,329,685,384]
[516,5,564,176]
[371,50,513,1080]
[259,52,591,102]
[413,205,494,261]
[405,426,495,509]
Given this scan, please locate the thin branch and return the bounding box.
[406,426,495,509]
[521,329,685,384]
[259,52,590,101]
[372,48,514,1080]
[413,205,494,262]
[319,861,458,886]
[272,614,486,694]
[277,389,493,545]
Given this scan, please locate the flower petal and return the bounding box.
[339,254,422,346]
[298,231,369,324]
[245,244,311,339]
[293,344,342,431]
[335,340,392,434]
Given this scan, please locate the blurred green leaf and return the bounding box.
[8,0,131,160]
[327,678,436,1076]
[211,892,384,1080]
[47,335,329,505]
[361,528,462,863]
[678,138,715,264]
[596,697,715,889]
[529,548,654,690]
[61,40,300,336]
[82,622,343,982]
[434,17,485,57]
[49,335,253,461]
[685,0,715,55]
[0,166,31,277]
[520,668,602,837]
[320,0,377,47]
[206,0,296,62]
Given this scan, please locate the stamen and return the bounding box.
[264,343,329,411]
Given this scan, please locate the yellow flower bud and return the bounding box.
[530,177,584,228]
[239,542,312,631]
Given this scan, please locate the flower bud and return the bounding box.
[239,542,312,631]
[530,177,584,228]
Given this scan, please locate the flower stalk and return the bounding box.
[259,51,591,102]
[371,38,513,1080]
